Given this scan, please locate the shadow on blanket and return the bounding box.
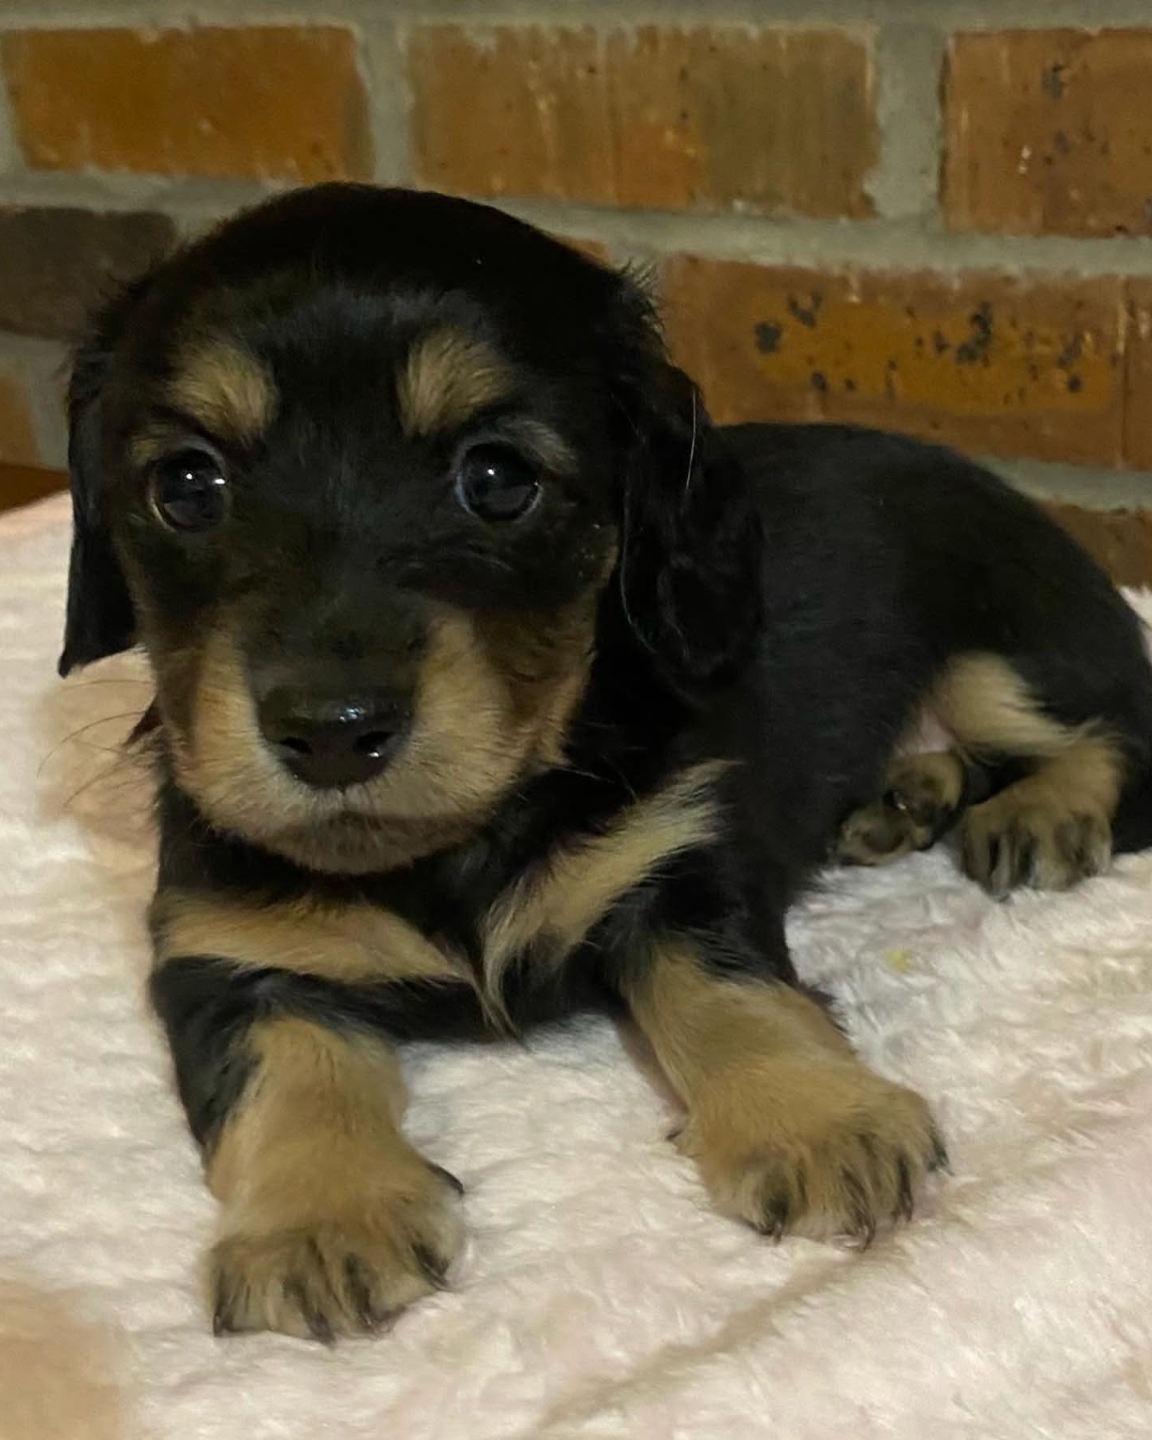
[0,1279,128,1439]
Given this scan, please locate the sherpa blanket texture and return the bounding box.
[2,493,1151,1440]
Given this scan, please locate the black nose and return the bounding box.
[258,694,410,789]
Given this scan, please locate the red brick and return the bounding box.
[1045,503,1152,588]
[662,256,1128,465]
[0,370,39,468]
[410,25,876,217]
[0,207,176,340]
[1125,280,1152,470]
[1,26,372,181]
[943,29,1152,237]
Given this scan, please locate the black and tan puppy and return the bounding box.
[60,183,1152,1339]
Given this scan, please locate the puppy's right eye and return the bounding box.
[453,443,541,522]
[148,449,229,532]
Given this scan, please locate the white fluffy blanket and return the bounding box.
[4,494,1152,1440]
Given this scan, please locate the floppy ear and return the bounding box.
[610,284,763,695]
[58,281,150,677]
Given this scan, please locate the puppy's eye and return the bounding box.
[454,444,540,522]
[148,448,229,532]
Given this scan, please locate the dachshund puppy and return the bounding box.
[59,183,1152,1340]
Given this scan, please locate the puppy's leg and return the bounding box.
[837,654,1126,894]
[933,655,1125,897]
[834,750,971,866]
[206,1015,462,1339]
[150,891,480,1339]
[624,938,944,1243]
[956,735,1121,897]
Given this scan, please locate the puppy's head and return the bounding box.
[61,184,760,873]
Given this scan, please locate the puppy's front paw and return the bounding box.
[681,1060,945,1245]
[210,1160,464,1340]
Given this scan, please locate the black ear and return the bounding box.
[610,284,763,695]
[58,281,150,677]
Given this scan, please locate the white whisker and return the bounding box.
[683,387,698,501]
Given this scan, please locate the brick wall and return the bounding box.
[2,3,1152,576]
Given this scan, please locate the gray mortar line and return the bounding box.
[397,1,1152,26]
[3,172,1152,279]
[0,4,374,29]
[360,13,411,187]
[993,458,1152,509]
[869,21,945,222]
[489,200,1152,276]
[0,45,18,176]
[4,2,1152,32]
[0,171,280,222]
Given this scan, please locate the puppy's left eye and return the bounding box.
[454,444,541,522]
[148,448,229,532]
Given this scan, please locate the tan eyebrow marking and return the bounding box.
[168,340,276,442]
[129,425,180,469]
[396,327,513,437]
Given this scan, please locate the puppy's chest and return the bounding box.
[364,761,726,1003]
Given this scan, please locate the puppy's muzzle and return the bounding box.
[258,690,411,789]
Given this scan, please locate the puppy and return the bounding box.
[59,183,1152,1340]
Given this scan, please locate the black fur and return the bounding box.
[59,183,1152,1211]
[150,956,486,1146]
[59,276,154,676]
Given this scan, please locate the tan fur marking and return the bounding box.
[207,1016,463,1338]
[164,611,540,873]
[933,653,1075,760]
[160,576,607,874]
[472,585,604,771]
[958,731,1123,894]
[889,749,968,812]
[835,751,967,866]
[397,328,512,437]
[626,940,941,1241]
[1012,731,1124,818]
[150,889,470,986]
[408,605,528,803]
[169,341,275,442]
[630,941,854,1093]
[532,659,591,770]
[482,763,726,1006]
[129,425,179,470]
[921,652,1125,891]
[207,1018,407,1201]
[840,651,1127,887]
[160,623,289,841]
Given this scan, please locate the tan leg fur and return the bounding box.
[207,1016,464,1340]
[835,652,1126,895]
[626,941,944,1243]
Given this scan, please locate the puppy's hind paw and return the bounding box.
[957,795,1112,898]
[835,752,967,867]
